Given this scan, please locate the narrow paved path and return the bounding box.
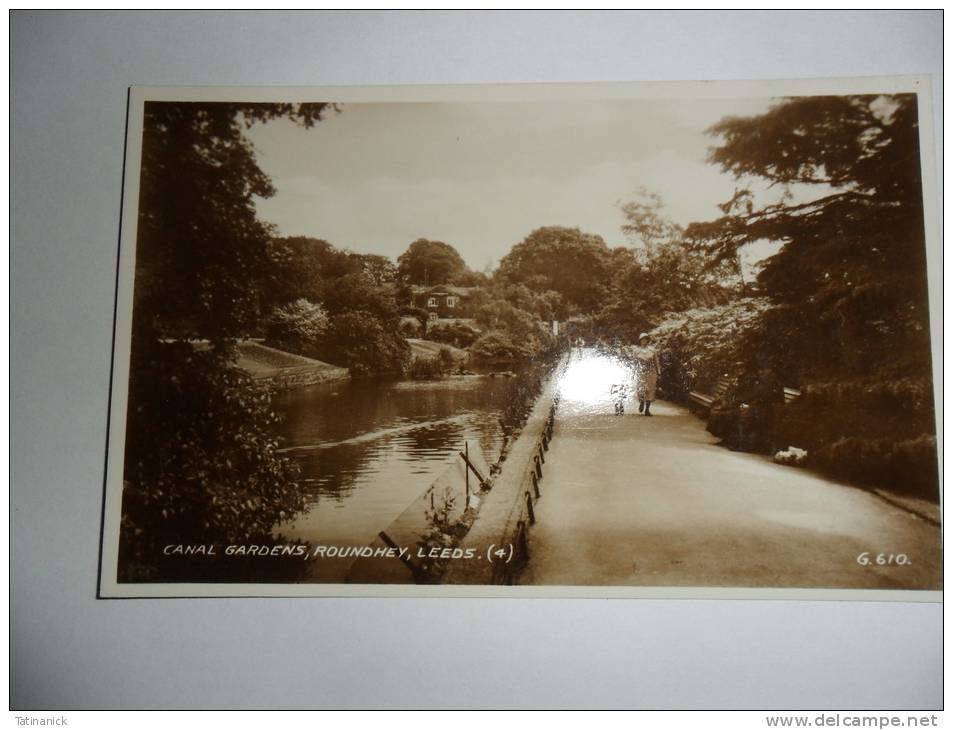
[522,359,941,590]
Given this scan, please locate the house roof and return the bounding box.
[410,285,478,296]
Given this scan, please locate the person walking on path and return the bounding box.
[632,332,661,416]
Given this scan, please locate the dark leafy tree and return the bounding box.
[356,253,398,286]
[686,94,929,383]
[468,294,552,362]
[263,237,329,310]
[121,101,334,578]
[687,94,937,498]
[134,102,333,343]
[447,268,488,287]
[618,188,684,253]
[487,282,565,322]
[397,238,471,285]
[320,271,400,320]
[318,310,411,375]
[470,331,536,362]
[259,244,408,375]
[595,193,733,340]
[121,341,305,578]
[472,297,539,338]
[496,227,611,314]
[263,236,375,312]
[426,321,481,348]
[303,237,365,279]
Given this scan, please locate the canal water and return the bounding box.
[271,375,513,581]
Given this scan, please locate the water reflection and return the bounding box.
[270,375,510,579]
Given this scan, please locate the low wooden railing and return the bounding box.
[444,357,566,585]
[491,394,558,584]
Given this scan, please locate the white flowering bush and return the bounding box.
[266,298,329,348]
[648,297,771,397]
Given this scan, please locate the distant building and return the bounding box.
[410,285,478,322]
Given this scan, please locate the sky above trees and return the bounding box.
[247,96,779,271]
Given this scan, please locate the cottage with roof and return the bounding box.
[410,285,478,322]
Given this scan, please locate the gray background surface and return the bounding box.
[11,10,943,709]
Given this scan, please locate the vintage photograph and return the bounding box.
[100,79,941,597]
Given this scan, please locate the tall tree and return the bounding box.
[686,94,937,498]
[496,226,611,315]
[396,238,470,285]
[686,94,930,382]
[262,237,329,309]
[585,192,734,340]
[618,187,684,254]
[122,101,333,579]
[134,102,332,343]
[357,253,398,286]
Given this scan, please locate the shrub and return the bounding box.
[399,316,422,337]
[797,378,935,424]
[399,306,430,333]
[812,435,938,500]
[407,347,462,380]
[427,321,481,348]
[321,272,399,320]
[438,346,456,368]
[408,354,448,380]
[499,370,544,436]
[470,331,534,362]
[317,310,411,376]
[120,341,303,580]
[769,374,939,501]
[265,298,329,350]
[649,298,771,399]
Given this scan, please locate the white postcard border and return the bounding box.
[100,76,942,601]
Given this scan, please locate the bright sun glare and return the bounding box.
[556,350,632,405]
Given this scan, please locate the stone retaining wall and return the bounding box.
[254,364,349,390]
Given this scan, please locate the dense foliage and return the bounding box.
[470,331,536,362]
[120,342,305,580]
[647,298,772,400]
[318,311,411,375]
[397,238,479,285]
[408,347,457,380]
[688,94,930,386]
[679,94,937,498]
[122,102,333,578]
[260,239,410,374]
[425,320,481,348]
[595,191,738,341]
[490,207,731,345]
[134,102,332,342]
[265,298,330,351]
[496,227,612,315]
[468,292,554,362]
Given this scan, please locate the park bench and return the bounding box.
[687,376,732,414]
[689,377,802,415]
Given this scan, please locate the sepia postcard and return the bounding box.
[99,77,942,599]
